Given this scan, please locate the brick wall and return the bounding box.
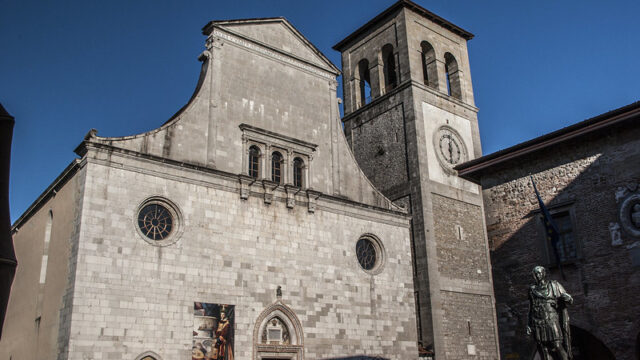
[433,194,489,282]
[440,292,498,359]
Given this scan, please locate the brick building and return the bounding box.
[457,102,640,360]
[1,1,501,359]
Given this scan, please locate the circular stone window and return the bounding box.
[620,193,640,238]
[355,234,385,274]
[135,197,183,246]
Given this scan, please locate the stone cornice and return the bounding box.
[74,142,410,225]
[456,101,640,183]
[11,158,85,232]
[239,123,318,153]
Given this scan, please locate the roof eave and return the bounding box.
[455,101,640,184]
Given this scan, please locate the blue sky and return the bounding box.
[2,0,639,221]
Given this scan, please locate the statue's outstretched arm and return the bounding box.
[556,282,573,304]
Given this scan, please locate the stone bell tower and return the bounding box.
[334,1,500,358]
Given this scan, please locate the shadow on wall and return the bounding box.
[483,125,640,360]
[530,326,614,360]
[637,330,640,360]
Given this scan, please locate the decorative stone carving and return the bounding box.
[632,204,640,228]
[262,180,278,205]
[627,241,640,250]
[615,186,629,203]
[238,175,254,200]
[198,50,212,62]
[306,189,321,213]
[253,300,304,360]
[609,222,622,246]
[285,185,298,209]
[619,192,640,238]
[261,316,291,345]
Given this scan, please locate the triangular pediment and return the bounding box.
[206,18,339,74]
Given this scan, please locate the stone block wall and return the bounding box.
[61,151,418,360]
[0,162,86,360]
[440,292,498,360]
[348,102,409,195]
[432,194,489,283]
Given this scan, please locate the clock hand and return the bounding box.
[448,138,453,164]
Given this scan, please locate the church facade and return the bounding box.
[1,1,500,359]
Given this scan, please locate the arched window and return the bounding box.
[357,59,371,107]
[134,351,162,360]
[261,316,290,344]
[444,52,462,100]
[271,151,283,184]
[421,41,437,88]
[40,210,53,285]
[382,44,397,92]
[248,145,261,179]
[293,157,304,188]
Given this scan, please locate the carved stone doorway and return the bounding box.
[253,300,304,360]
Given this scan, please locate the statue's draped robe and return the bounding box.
[528,280,572,358]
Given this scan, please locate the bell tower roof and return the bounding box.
[332,0,473,52]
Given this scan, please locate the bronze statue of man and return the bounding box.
[527,266,573,360]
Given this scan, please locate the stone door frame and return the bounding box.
[253,300,304,360]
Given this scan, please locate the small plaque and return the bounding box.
[467,344,476,355]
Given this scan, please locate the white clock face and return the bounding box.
[433,125,467,173]
[439,130,462,165]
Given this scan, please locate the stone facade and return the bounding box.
[457,103,640,359]
[2,15,421,360]
[335,1,499,359]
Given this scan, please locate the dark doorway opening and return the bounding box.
[635,330,639,360]
[533,326,615,360]
[570,326,614,360]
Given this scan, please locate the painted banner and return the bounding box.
[192,302,234,360]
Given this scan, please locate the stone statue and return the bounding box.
[527,266,573,360]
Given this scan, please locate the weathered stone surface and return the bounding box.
[336,3,499,359]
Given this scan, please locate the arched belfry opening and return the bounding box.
[444,52,462,100]
[420,41,437,88]
[253,300,304,359]
[356,58,372,108]
[381,44,397,93]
